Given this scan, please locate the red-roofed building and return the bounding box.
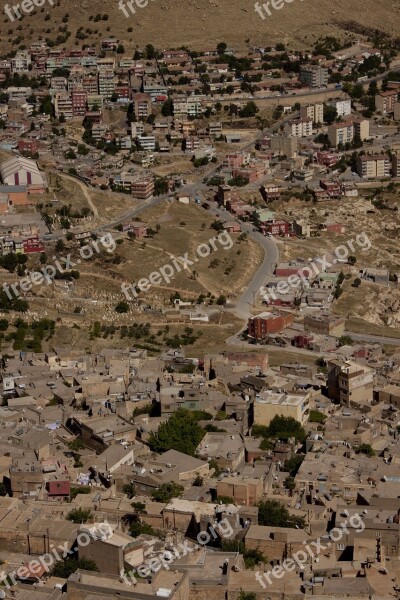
[46,480,70,500]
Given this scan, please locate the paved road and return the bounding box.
[345,331,400,347]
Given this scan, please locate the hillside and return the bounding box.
[1,0,399,53]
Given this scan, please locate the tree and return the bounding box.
[284,476,296,493]
[161,98,173,117]
[323,104,337,124]
[348,255,357,265]
[353,277,362,288]
[148,408,205,456]
[217,42,227,55]
[257,499,305,528]
[309,410,326,424]
[356,444,374,457]
[239,101,259,118]
[115,301,130,313]
[266,415,306,443]
[55,239,65,252]
[338,335,353,347]
[151,482,184,503]
[66,507,92,523]
[52,557,98,578]
[122,483,136,499]
[193,474,204,487]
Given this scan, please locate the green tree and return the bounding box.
[148,408,205,455]
[193,474,204,487]
[257,499,305,528]
[356,444,374,457]
[66,507,92,523]
[52,557,98,578]
[151,482,184,503]
[122,483,136,499]
[308,410,326,424]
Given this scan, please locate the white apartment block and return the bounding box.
[11,52,31,73]
[326,98,352,118]
[137,135,156,152]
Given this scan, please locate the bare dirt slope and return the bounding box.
[1,0,400,52]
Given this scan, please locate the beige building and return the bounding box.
[217,475,264,506]
[357,154,391,179]
[300,103,323,124]
[270,134,298,158]
[327,359,375,407]
[304,313,345,337]
[327,120,354,147]
[254,390,310,426]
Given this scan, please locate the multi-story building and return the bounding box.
[10,51,31,73]
[247,312,294,340]
[391,152,400,177]
[132,92,152,120]
[254,390,311,426]
[82,75,99,95]
[375,90,398,114]
[54,92,73,119]
[131,175,154,200]
[327,120,354,147]
[270,134,298,157]
[173,95,205,118]
[285,118,313,137]
[325,97,352,118]
[98,70,115,99]
[71,89,87,116]
[353,117,370,141]
[304,313,345,337]
[327,359,375,407]
[300,103,323,123]
[357,154,391,179]
[300,66,328,88]
[137,135,156,152]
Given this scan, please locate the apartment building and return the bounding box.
[300,103,323,123]
[137,134,156,152]
[375,90,398,114]
[10,51,31,73]
[173,95,205,118]
[254,390,311,426]
[327,120,354,147]
[326,97,352,118]
[131,175,154,200]
[132,92,152,119]
[391,152,400,177]
[71,89,87,116]
[98,70,115,99]
[285,118,313,137]
[54,92,73,119]
[357,154,391,179]
[327,359,375,406]
[300,66,328,88]
[270,134,298,158]
[82,75,99,95]
[353,117,370,141]
[247,312,294,340]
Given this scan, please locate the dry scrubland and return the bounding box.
[0,0,398,52]
[12,199,264,355]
